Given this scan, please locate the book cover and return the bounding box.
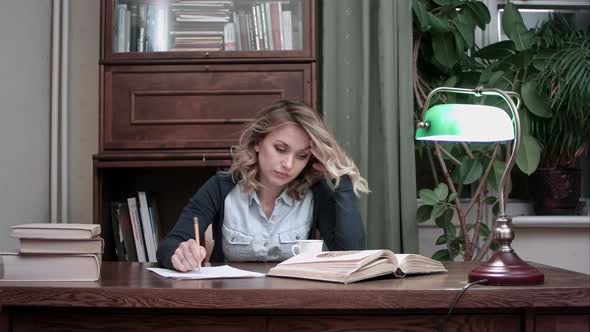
[0,252,101,282]
[267,250,447,284]
[10,223,101,240]
[18,236,104,255]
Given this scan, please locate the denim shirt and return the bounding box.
[221,185,313,262]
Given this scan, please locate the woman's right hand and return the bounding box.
[171,239,207,272]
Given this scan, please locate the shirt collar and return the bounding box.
[248,190,261,207]
[248,188,293,207]
[278,189,294,206]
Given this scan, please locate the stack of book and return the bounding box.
[0,223,102,281]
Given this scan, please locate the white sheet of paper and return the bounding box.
[147,265,266,280]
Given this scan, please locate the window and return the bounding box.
[493,0,590,199]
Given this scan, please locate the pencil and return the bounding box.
[193,216,201,272]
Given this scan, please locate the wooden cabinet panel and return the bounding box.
[102,64,311,152]
[12,309,267,332]
[535,314,590,332]
[268,314,521,332]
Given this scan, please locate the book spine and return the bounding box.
[116,202,138,261]
[238,10,249,51]
[137,4,147,52]
[258,3,269,50]
[223,22,236,51]
[245,13,255,51]
[125,9,131,52]
[116,4,127,52]
[127,197,147,262]
[270,2,281,50]
[296,0,303,49]
[281,10,292,50]
[110,202,126,261]
[232,11,241,51]
[129,3,138,52]
[277,2,284,50]
[138,192,157,262]
[251,5,261,51]
[265,3,274,50]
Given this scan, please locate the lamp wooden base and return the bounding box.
[468,251,545,286]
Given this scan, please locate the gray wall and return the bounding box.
[0,1,98,250]
[68,1,99,224]
[0,1,52,250]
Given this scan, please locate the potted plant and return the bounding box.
[528,14,590,214]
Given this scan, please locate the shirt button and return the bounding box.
[263,242,269,247]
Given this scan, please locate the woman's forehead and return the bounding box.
[266,123,310,149]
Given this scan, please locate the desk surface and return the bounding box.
[0,262,588,310]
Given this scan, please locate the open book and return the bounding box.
[267,250,447,284]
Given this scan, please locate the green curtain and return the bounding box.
[320,0,417,253]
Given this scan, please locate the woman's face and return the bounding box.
[255,123,311,192]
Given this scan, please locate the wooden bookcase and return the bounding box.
[95,0,317,260]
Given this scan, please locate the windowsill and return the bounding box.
[512,215,590,228]
[416,199,590,229]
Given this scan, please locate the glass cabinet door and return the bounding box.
[110,0,306,55]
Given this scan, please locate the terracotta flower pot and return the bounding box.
[529,168,581,215]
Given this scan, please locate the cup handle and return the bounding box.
[291,244,300,256]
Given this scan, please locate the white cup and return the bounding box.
[291,239,324,256]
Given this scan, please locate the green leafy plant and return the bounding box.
[532,14,590,169]
[416,144,501,261]
[470,2,558,175]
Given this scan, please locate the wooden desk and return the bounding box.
[0,262,588,331]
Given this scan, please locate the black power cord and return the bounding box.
[434,279,489,332]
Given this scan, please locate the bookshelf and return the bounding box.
[95,0,317,261]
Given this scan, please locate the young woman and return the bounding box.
[156,100,369,271]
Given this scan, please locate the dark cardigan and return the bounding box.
[156,173,366,269]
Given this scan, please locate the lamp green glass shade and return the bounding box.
[415,104,515,142]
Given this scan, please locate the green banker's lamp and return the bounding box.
[416,86,544,286]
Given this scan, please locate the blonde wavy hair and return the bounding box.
[226,100,369,199]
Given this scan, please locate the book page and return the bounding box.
[395,254,447,274]
[147,265,265,280]
[280,250,384,265]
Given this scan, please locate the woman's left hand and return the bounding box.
[309,145,336,181]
